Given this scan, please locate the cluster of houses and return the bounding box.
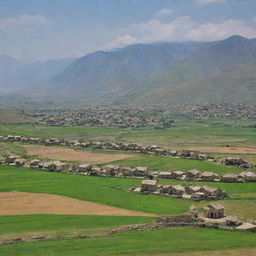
[0,156,152,178]
[157,169,256,182]
[0,153,255,183]
[23,108,174,129]
[0,135,253,169]
[169,103,256,119]
[132,179,228,201]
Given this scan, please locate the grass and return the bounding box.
[2,141,255,173]
[0,165,192,215]
[112,154,252,173]
[0,165,255,218]
[1,228,256,256]
[0,215,153,237]
[0,117,255,147]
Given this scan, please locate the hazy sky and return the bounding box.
[0,0,255,61]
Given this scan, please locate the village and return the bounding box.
[0,135,254,169]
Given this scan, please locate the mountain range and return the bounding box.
[0,55,74,92]
[2,35,256,104]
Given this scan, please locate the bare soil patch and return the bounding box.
[185,146,256,154]
[0,191,155,216]
[24,145,135,163]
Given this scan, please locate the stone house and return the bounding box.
[200,172,216,181]
[104,165,120,176]
[158,171,173,179]
[186,169,201,180]
[78,164,92,173]
[225,216,242,227]
[185,185,201,194]
[133,166,149,177]
[239,171,256,182]
[191,192,205,201]
[220,174,239,183]
[200,185,223,198]
[204,203,224,219]
[169,185,185,196]
[172,171,185,179]
[141,180,158,193]
[29,159,41,168]
[119,166,133,176]
[160,185,172,194]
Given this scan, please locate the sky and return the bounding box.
[0,0,255,62]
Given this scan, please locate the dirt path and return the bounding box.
[24,145,135,163]
[0,191,155,217]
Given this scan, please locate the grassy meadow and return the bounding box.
[0,117,255,255]
[0,165,255,220]
[1,228,256,256]
[0,117,255,163]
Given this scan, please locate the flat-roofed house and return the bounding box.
[204,203,224,219]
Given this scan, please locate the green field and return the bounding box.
[0,117,255,164]
[1,228,256,256]
[0,215,153,240]
[0,165,255,220]
[0,118,255,255]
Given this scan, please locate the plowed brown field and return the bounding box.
[0,192,155,216]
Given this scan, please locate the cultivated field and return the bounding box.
[0,117,255,255]
[0,191,155,216]
[24,144,135,163]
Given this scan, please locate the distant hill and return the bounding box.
[6,35,256,104]
[0,56,74,93]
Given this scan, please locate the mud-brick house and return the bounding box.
[171,171,185,179]
[191,192,205,201]
[141,180,158,193]
[186,169,201,180]
[200,172,216,181]
[78,164,92,173]
[204,203,224,219]
[169,185,185,197]
[133,166,149,177]
[239,171,256,182]
[220,174,239,183]
[105,165,120,176]
[200,185,224,198]
[185,185,201,194]
[158,171,173,179]
[160,185,172,194]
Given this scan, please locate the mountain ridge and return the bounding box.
[5,35,256,104]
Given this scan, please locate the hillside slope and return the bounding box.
[10,35,256,104]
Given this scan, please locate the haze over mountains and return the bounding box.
[0,56,74,92]
[2,35,256,104]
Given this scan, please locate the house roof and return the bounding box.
[188,185,201,191]
[207,203,224,210]
[201,185,218,192]
[222,174,238,178]
[142,180,157,186]
[172,185,185,191]
[158,171,172,176]
[201,172,214,176]
[187,169,201,175]
[173,171,184,175]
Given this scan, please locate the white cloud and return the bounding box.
[103,35,139,49]
[0,15,49,30]
[154,8,173,18]
[104,16,256,49]
[194,0,227,5]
